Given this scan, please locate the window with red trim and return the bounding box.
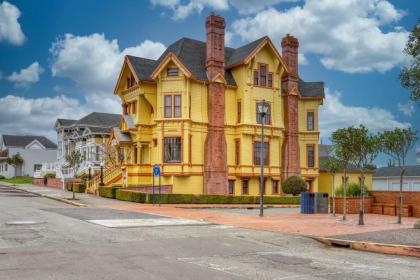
[268,73,273,88]
[253,70,259,85]
[164,96,172,118]
[260,64,267,87]
[307,145,315,168]
[174,95,181,117]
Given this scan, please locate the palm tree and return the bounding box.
[6,153,24,178]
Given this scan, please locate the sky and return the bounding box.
[0,0,419,165]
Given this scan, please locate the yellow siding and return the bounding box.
[318,171,373,196]
[107,44,323,195]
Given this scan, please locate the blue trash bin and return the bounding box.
[300,192,315,214]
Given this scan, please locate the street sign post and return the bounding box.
[152,164,161,206]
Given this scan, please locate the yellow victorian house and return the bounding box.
[103,14,324,196]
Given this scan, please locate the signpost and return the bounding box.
[152,164,161,206]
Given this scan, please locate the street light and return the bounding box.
[88,163,92,188]
[257,100,269,217]
[100,162,104,186]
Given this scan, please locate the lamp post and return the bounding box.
[257,100,269,217]
[100,162,104,186]
[88,163,92,188]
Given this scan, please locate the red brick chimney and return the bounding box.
[281,34,301,178]
[204,13,228,194]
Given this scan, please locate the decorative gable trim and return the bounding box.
[114,56,140,94]
[151,52,192,80]
[227,37,289,74]
[25,139,46,150]
[210,72,227,84]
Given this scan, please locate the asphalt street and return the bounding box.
[0,184,419,280]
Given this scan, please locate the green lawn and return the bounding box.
[0,177,33,184]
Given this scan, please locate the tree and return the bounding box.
[379,128,418,224]
[346,125,381,225]
[282,176,307,196]
[331,128,356,221]
[66,150,83,199]
[6,153,24,178]
[320,156,345,217]
[400,20,420,101]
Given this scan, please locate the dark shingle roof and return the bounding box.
[318,144,333,157]
[2,135,57,149]
[127,56,157,82]
[299,79,325,98]
[374,166,420,177]
[75,112,121,128]
[226,37,266,68]
[125,36,324,96]
[56,119,76,127]
[87,127,113,134]
[157,37,236,86]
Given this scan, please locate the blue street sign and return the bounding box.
[153,164,160,176]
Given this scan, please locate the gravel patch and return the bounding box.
[331,228,420,247]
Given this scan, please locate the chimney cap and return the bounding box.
[206,13,225,28]
[281,33,299,48]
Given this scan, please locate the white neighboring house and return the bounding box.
[0,135,57,178]
[54,112,121,177]
[373,165,420,192]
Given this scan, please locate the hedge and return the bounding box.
[110,190,300,204]
[66,182,86,193]
[98,186,121,199]
[116,189,147,203]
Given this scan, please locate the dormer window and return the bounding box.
[126,74,136,89]
[260,64,267,87]
[253,64,272,88]
[167,67,179,77]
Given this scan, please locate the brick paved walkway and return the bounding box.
[102,203,418,237]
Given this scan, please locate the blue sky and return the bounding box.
[0,0,419,164]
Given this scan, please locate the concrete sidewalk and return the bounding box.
[104,203,418,237]
[0,182,126,207]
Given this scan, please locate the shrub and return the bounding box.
[0,175,5,179]
[76,173,87,180]
[74,183,86,193]
[282,176,307,196]
[66,182,72,191]
[116,189,146,203]
[335,182,369,197]
[43,173,56,184]
[145,193,300,204]
[98,186,121,199]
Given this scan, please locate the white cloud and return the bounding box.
[0,95,88,141]
[0,93,122,141]
[151,0,229,20]
[319,89,410,138]
[397,102,415,117]
[229,0,298,14]
[0,1,25,45]
[0,33,165,141]
[50,33,165,94]
[7,61,44,87]
[230,0,408,73]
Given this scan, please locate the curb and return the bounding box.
[312,236,420,258]
[12,185,86,207]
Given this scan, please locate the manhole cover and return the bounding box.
[5,221,45,225]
